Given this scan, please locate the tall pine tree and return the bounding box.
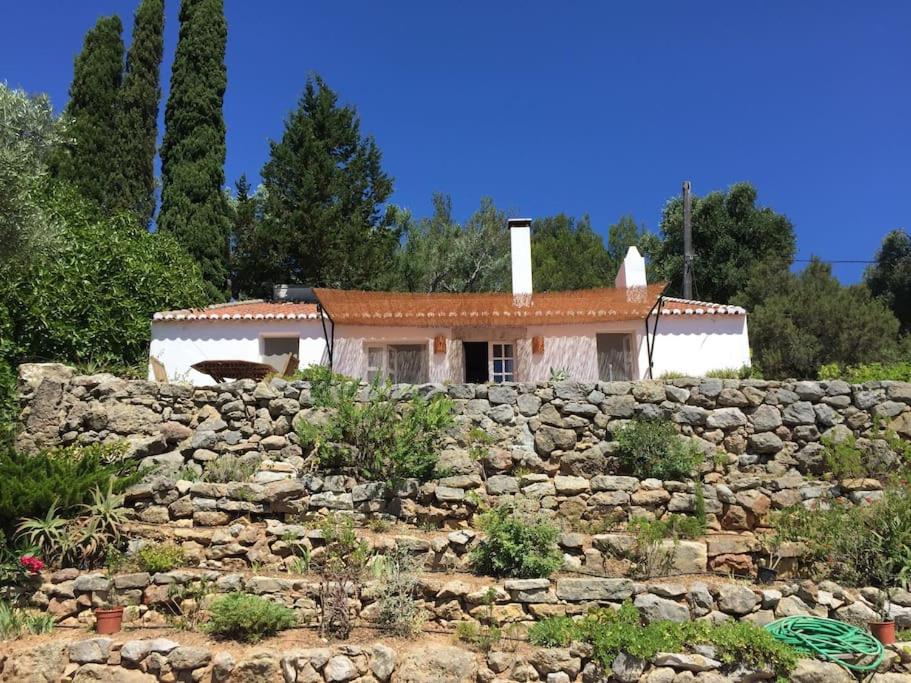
[53,15,124,208]
[159,0,230,301]
[111,0,164,225]
[249,75,395,293]
[229,175,262,299]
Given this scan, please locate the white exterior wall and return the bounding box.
[148,320,326,385]
[148,314,750,385]
[650,315,751,377]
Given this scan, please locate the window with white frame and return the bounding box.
[491,343,515,382]
[365,344,428,384]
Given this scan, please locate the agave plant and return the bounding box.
[15,501,70,564]
[81,477,128,546]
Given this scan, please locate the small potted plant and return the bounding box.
[94,547,126,634]
[869,585,896,645]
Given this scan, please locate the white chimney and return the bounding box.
[614,246,647,289]
[509,218,533,295]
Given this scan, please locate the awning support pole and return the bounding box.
[318,304,336,371]
[644,286,669,379]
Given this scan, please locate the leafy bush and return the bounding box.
[770,488,911,596]
[0,601,54,640]
[317,513,369,639]
[201,454,260,483]
[819,361,911,383]
[705,365,755,379]
[530,603,797,680]
[0,185,207,369]
[455,620,501,652]
[614,418,702,480]
[624,512,705,578]
[204,592,297,642]
[821,433,864,479]
[297,380,454,483]
[372,544,423,636]
[470,504,563,578]
[289,365,351,407]
[136,543,186,573]
[0,441,138,537]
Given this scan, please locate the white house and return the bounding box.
[149,219,750,385]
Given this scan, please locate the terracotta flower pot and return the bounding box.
[94,606,124,634]
[869,620,896,645]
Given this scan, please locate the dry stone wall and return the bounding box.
[16,366,911,538]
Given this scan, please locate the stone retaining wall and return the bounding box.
[1,634,908,682]
[35,563,911,633]
[16,366,911,538]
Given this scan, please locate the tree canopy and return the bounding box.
[158,0,231,301]
[0,85,63,271]
[236,75,396,295]
[735,258,901,378]
[393,194,509,293]
[51,15,124,210]
[865,229,911,334]
[652,182,796,303]
[110,0,164,225]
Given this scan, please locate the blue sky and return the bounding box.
[2,1,909,282]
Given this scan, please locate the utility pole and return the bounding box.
[682,180,694,300]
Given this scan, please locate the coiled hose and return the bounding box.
[765,616,885,673]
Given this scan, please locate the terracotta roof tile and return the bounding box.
[153,300,319,322]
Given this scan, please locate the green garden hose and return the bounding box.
[765,616,885,673]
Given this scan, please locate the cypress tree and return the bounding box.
[111,0,164,225]
[53,15,124,208]
[159,0,230,301]
[256,75,395,292]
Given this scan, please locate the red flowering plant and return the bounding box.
[0,533,44,603]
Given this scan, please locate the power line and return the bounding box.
[792,259,876,264]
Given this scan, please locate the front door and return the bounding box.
[463,341,488,383]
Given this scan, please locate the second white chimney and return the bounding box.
[614,246,647,289]
[509,218,533,295]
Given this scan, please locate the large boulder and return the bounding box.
[0,642,68,682]
[394,645,477,683]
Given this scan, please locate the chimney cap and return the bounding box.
[507,218,532,228]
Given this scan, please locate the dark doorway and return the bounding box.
[463,342,489,383]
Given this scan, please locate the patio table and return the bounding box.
[191,359,276,383]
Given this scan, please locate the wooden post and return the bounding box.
[682,180,694,300]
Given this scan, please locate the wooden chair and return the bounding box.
[281,354,299,377]
[149,356,168,383]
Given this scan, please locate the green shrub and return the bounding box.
[0,441,138,537]
[821,433,864,479]
[530,603,797,680]
[770,488,911,594]
[372,545,423,637]
[819,361,911,383]
[705,365,754,379]
[289,365,351,407]
[0,601,55,640]
[470,504,563,578]
[528,615,577,647]
[136,543,186,573]
[202,454,260,483]
[204,592,297,642]
[297,380,454,483]
[0,185,206,370]
[455,620,501,652]
[614,418,702,480]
